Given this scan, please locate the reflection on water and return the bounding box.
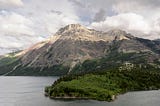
[0,76,159,106]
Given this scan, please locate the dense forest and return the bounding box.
[45,68,160,101]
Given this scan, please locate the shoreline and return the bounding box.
[45,92,117,101]
[45,89,160,102]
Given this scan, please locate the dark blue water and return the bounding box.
[0,76,159,106]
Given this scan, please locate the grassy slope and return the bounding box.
[0,56,70,76]
[7,64,69,76]
[0,52,70,76]
[45,69,160,101]
[0,55,19,75]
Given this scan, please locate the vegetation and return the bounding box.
[0,56,69,76]
[0,56,20,75]
[7,64,69,76]
[0,51,159,76]
[45,68,160,101]
[71,52,155,74]
[0,55,18,66]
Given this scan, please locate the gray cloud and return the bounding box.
[93,9,106,22]
[50,10,62,15]
[68,0,85,8]
[134,0,160,8]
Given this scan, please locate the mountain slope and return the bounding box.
[19,24,131,68]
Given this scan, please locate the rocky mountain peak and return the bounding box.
[65,24,83,29]
[106,29,131,41]
[56,24,90,35]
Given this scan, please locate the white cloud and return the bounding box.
[43,13,79,34]
[0,0,23,9]
[90,12,160,39]
[91,13,151,33]
[0,11,35,36]
[0,11,41,51]
[16,0,80,35]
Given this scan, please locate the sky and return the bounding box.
[0,0,160,54]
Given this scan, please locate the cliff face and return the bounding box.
[0,24,160,76]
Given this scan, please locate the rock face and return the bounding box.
[1,24,160,75]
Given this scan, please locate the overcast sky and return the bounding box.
[0,0,160,54]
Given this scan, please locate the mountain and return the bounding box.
[17,24,132,67]
[0,24,160,76]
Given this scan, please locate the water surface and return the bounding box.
[0,76,159,106]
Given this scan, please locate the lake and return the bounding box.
[0,76,159,106]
